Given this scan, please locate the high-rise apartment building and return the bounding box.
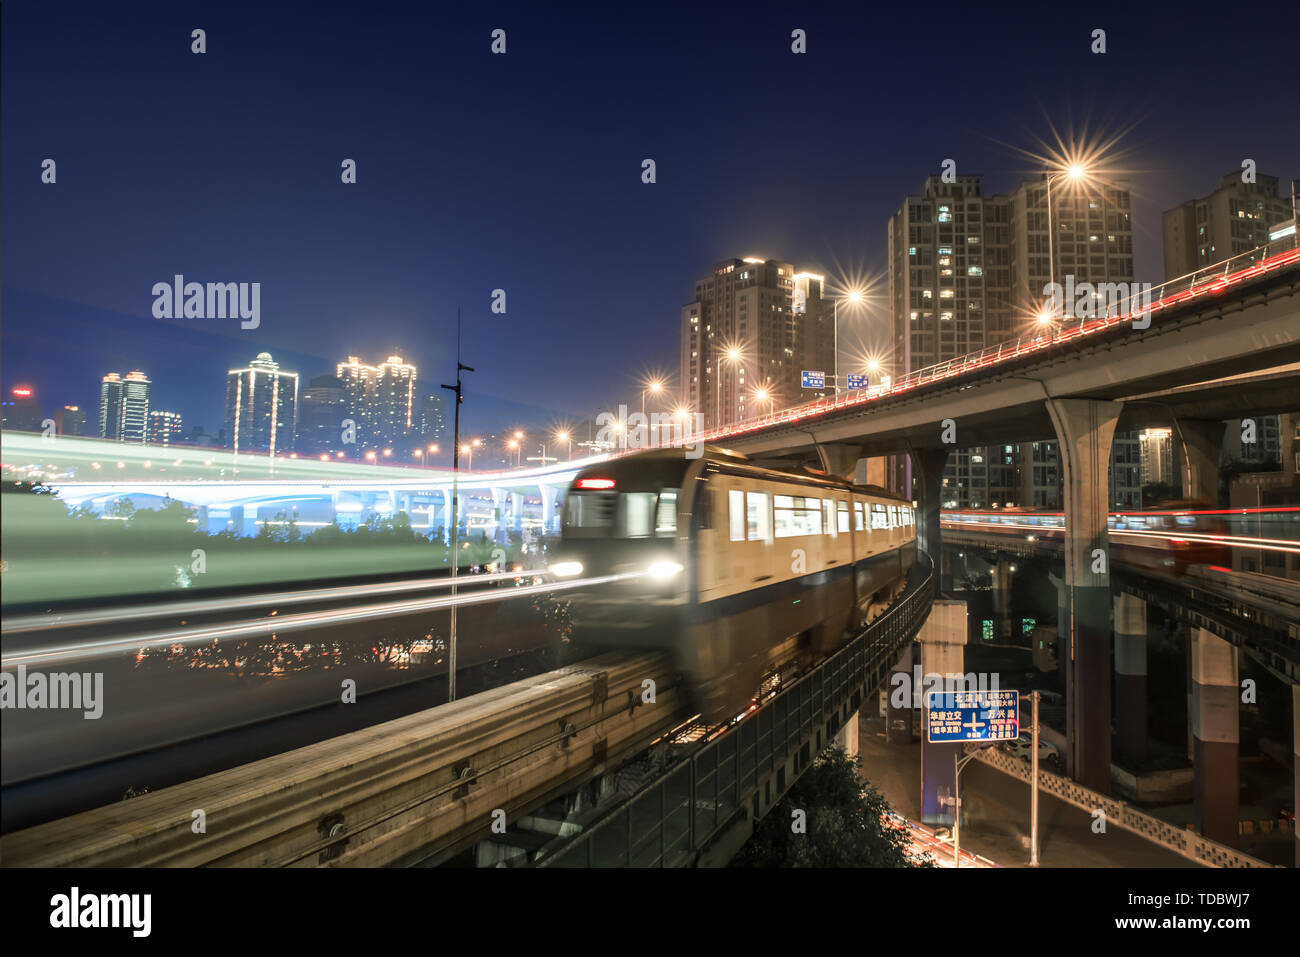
[336,355,378,447]
[790,271,835,403]
[888,172,1138,508]
[299,375,347,455]
[2,387,42,432]
[1163,172,1292,279]
[682,258,801,430]
[420,392,446,445]
[225,352,298,456]
[888,175,1013,507]
[681,256,847,430]
[147,410,184,446]
[1138,428,1175,489]
[373,354,418,449]
[56,405,86,437]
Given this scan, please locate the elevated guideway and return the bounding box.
[0,558,936,868]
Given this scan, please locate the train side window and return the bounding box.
[823,499,836,537]
[837,500,850,533]
[746,491,771,542]
[853,502,865,531]
[774,494,820,538]
[871,503,887,529]
[888,505,899,527]
[656,490,679,536]
[729,489,745,542]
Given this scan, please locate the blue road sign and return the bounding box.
[846,373,867,390]
[801,370,825,389]
[925,690,1019,742]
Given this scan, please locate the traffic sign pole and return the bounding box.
[1030,690,1040,867]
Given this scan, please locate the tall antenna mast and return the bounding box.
[441,307,473,702]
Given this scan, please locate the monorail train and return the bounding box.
[942,501,1232,574]
[551,446,918,723]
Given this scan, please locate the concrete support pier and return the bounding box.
[835,710,860,761]
[1190,627,1239,846]
[1047,397,1122,794]
[1113,593,1148,767]
[910,448,949,593]
[919,601,967,827]
[886,646,916,745]
[1173,418,1224,504]
[993,558,1013,640]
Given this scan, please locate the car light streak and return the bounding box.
[2,571,647,669]
[1,567,554,635]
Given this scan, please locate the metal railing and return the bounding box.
[537,557,935,867]
[698,236,1300,445]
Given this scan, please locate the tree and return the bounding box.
[731,745,929,868]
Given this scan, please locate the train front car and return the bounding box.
[551,448,703,659]
[553,446,918,726]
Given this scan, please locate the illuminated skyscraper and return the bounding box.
[99,373,124,440]
[225,352,298,455]
[99,371,151,443]
[120,371,151,443]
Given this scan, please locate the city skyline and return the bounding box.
[4,3,1296,444]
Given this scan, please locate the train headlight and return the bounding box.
[550,561,584,577]
[648,560,683,580]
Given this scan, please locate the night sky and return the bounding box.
[3,1,1296,445]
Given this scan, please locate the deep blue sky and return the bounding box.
[3,1,1296,442]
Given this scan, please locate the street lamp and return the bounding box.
[507,438,519,468]
[752,386,775,420]
[554,430,572,461]
[460,439,479,471]
[713,346,742,431]
[1044,163,1089,305]
[641,378,665,444]
[833,289,865,394]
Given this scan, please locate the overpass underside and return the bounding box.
[724,262,1300,799]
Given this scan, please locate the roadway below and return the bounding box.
[856,713,1198,868]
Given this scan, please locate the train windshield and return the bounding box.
[564,488,679,539]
